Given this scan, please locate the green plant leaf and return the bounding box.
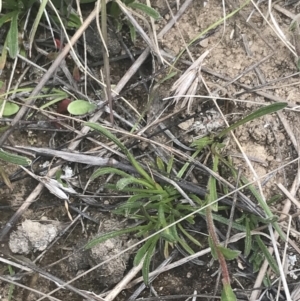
[114,200,145,214]
[244,218,251,257]
[86,122,127,152]
[128,21,137,44]
[133,234,157,266]
[169,214,179,241]
[177,237,195,255]
[28,0,48,53]
[249,249,264,273]
[0,149,31,165]
[217,102,287,138]
[7,264,15,301]
[127,2,160,20]
[84,226,142,249]
[178,223,202,247]
[240,175,285,241]
[255,236,279,274]
[0,165,12,190]
[166,156,174,174]
[158,204,177,243]
[2,101,19,116]
[0,11,18,28]
[156,157,165,172]
[116,177,154,190]
[158,72,177,84]
[66,12,82,28]
[38,92,69,110]
[109,2,122,18]
[68,100,96,115]
[221,283,237,301]
[90,167,131,181]
[206,154,219,211]
[7,11,19,59]
[217,246,241,260]
[85,122,156,186]
[190,136,214,149]
[142,235,159,284]
[197,211,246,232]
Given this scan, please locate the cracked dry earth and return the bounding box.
[1,0,300,301]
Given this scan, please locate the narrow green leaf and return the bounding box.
[221,283,237,301]
[7,11,19,59]
[85,122,127,152]
[28,0,48,53]
[166,156,174,175]
[84,226,142,249]
[116,177,154,190]
[7,265,15,301]
[159,72,177,84]
[90,167,131,181]
[128,22,136,44]
[0,149,31,165]
[177,237,195,255]
[177,150,201,178]
[39,95,68,110]
[127,2,161,20]
[156,157,165,172]
[142,235,159,284]
[0,11,19,28]
[114,200,145,214]
[255,236,279,274]
[178,223,202,247]
[0,165,12,190]
[158,205,177,243]
[267,194,282,205]
[217,246,241,260]
[135,223,155,237]
[169,214,179,241]
[218,103,287,138]
[134,235,157,266]
[68,100,96,115]
[66,12,82,28]
[240,175,285,241]
[190,136,214,149]
[160,230,176,243]
[206,154,219,211]
[244,218,251,257]
[197,211,246,232]
[85,122,156,186]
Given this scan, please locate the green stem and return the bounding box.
[206,206,231,285]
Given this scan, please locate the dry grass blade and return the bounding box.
[171,50,209,113]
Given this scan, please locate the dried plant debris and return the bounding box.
[9,220,63,254]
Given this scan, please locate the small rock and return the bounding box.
[9,220,61,254]
[178,118,194,130]
[199,38,209,48]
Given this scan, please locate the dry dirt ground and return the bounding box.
[1,0,300,301]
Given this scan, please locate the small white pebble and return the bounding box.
[289,254,297,266]
[186,272,192,278]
